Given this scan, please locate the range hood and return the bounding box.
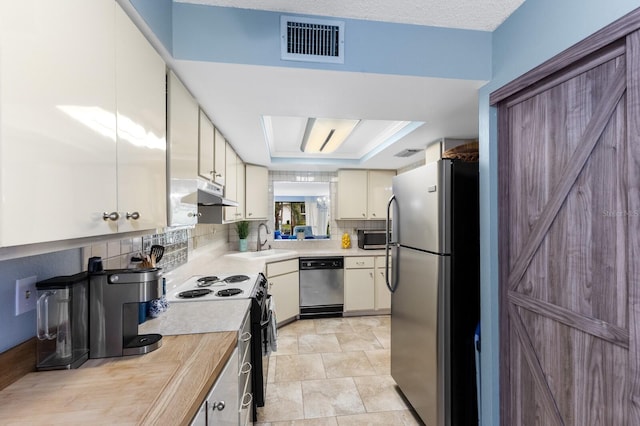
[197,181,238,207]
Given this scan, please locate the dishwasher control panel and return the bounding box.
[299,257,344,270]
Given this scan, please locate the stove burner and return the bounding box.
[224,275,250,283]
[178,289,212,298]
[216,288,243,297]
[196,276,221,287]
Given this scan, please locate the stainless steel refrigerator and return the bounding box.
[386,159,479,426]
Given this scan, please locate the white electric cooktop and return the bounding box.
[167,273,259,302]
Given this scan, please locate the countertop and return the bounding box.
[0,332,237,425]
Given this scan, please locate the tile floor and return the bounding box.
[255,315,424,426]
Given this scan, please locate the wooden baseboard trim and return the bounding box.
[0,338,36,391]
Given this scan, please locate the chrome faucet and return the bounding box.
[257,222,270,251]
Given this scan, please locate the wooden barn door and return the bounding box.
[491,10,640,426]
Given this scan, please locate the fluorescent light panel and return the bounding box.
[300,118,360,153]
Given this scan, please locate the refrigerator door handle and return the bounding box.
[386,195,398,293]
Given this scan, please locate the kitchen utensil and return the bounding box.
[150,245,164,262]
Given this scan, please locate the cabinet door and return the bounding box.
[206,348,239,426]
[199,110,215,181]
[0,0,117,246]
[344,268,375,311]
[213,127,226,186]
[245,165,269,219]
[269,272,300,325]
[368,170,395,219]
[337,170,367,219]
[167,71,199,226]
[374,256,391,310]
[224,144,238,221]
[237,160,245,220]
[115,4,167,232]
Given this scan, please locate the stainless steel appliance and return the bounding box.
[167,272,272,421]
[356,229,389,250]
[386,159,479,426]
[89,268,163,358]
[35,272,89,370]
[299,257,344,318]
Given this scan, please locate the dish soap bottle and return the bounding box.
[341,232,351,249]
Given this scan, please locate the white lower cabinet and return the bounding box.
[266,259,299,325]
[192,310,252,426]
[344,257,375,312]
[374,256,391,311]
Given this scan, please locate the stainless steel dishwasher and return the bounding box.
[299,257,344,318]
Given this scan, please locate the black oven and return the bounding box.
[249,273,272,418]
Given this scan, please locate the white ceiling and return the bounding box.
[163,1,525,171]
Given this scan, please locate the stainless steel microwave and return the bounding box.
[357,229,389,250]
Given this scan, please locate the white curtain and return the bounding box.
[305,196,329,236]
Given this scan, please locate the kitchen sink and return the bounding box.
[224,249,297,261]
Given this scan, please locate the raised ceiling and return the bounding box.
[155,1,525,171]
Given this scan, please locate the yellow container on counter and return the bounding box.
[341,232,351,249]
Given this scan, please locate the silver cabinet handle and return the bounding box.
[102,211,119,221]
[241,392,253,408]
[126,211,140,220]
[241,331,251,342]
[240,362,252,375]
[210,401,225,411]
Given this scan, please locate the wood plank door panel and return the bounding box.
[495,17,640,425]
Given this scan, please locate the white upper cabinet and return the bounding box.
[115,4,167,232]
[0,0,118,246]
[213,127,226,186]
[245,165,269,220]
[198,110,215,181]
[337,170,369,219]
[337,170,395,220]
[367,170,395,219]
[224,143,239,222]
[167,71,200,226]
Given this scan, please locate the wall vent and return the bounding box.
[281,16,344,64]
[395,148,424,158]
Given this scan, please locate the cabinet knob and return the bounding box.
[211,401,225,411]
[126,211,140,220]
[248,212,253,216]
[187,212,202,218]
[102,211,120,221]
[372,213,377,217]
[362,213,366,217]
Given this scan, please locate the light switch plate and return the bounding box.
[15,275,37,316]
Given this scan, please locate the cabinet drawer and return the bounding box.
[266,258,298,277]
[345,256,374,269]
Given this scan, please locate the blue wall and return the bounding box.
[479,1,638,425]
[130,0,173,53]
[170,4,491,80]
[0,249,82,353]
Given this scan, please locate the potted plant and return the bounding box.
[236,220,250,252]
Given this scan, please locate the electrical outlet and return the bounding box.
[15,276,37,316]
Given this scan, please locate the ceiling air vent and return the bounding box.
[395,148,424,158]
[281,16,345,64]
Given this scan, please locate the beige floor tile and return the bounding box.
[298,333,342,354]
[271,418,339,426]
[302,378,366,418]
[274,334,299,356]
[336,410,423,425]
[258,381,304,422]
[345,316,390,332]
[372,329,390,349]
[335,332,383,352]
[267,356,277,383]
[364,349,390,375]
[278,319,317,336]
[314,317,355,334]
[353,375,410,412]
[322,351,376,378]
[275,353,326,382]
